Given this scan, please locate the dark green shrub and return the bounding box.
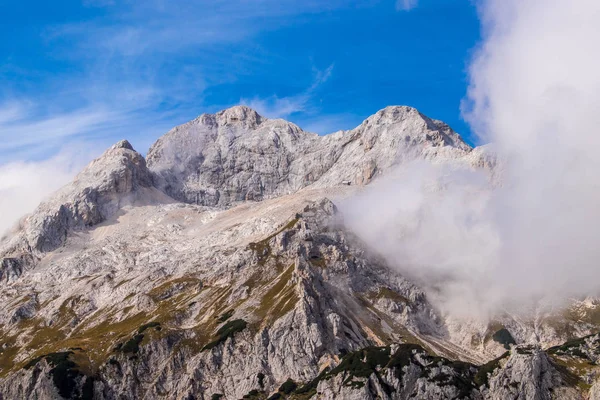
[217,310,234,322]
[242,389,260,398]
[120,334,144,354]
[138,322,161,334]
[202,319,247,351]
[279,378,297,394]
[474,351,509,387]
[492,328,516,349]
[24,352,92,399]
[81,376,95,400]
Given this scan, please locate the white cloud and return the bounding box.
[0,145,97,235]
[242,95,310,120]
[301,113,362,135]
[396,0,418,12]
[0,103,112,153]
[343,0,600,317]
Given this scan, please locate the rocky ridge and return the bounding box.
[0,106,598,399]
[146,106,474,207]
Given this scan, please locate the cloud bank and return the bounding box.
[0,146,96,236]
[342,0,600,317]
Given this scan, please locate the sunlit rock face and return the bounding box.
[146,105,473,207]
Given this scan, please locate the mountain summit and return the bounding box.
[0,106,596,400]
[147,105,472,207]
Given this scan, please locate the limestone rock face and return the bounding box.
[146,106,473,207]
[0,106,599,399]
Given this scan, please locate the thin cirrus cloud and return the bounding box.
[396,0,418,11]
[0,102,111,155]
[240,64,334,122]
[1,1,365,163]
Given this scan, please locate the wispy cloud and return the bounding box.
[240,64,334,119]
[0,2,357,164]
[0,103,111,153]
[396,0,418,12]
[300,112,363,135]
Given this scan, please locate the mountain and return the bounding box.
[146,106,472,207]
[0,106,598,399]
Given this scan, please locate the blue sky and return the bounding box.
[0,0,481,162]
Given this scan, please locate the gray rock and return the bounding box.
[147,106,474,207]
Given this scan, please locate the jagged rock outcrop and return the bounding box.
[0,106,599,399]
[146,105,474,207]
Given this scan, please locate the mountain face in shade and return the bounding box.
[0,106,597,400]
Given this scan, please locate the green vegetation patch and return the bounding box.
[546,333,600,391]
[265,378,301,399]
[217,309,234,323]
[202,319,248,351]
[474,351,509,387]
[115,323,163,355]
[386,343,426,379]
[278,378,297,394]
[331,346,391,382]
[555,361,588,390]
[242,389,266,399]
[138,321,161,334]
[308,255,327,269]
[117,334,144,354]
[24,351,95,400]
[368,287,410,304]
[253,264,298,328]
[548,333,599,356]
[293,368,329,399]
[148,276,202,302]
[249,218,299,264]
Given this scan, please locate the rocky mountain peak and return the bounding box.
[0,140,156,270]
[215,105,264,129]
[110,139,134,151]
[146,105,476,207]
[74,139,151,193]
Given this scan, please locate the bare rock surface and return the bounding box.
[146,106,474,207]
